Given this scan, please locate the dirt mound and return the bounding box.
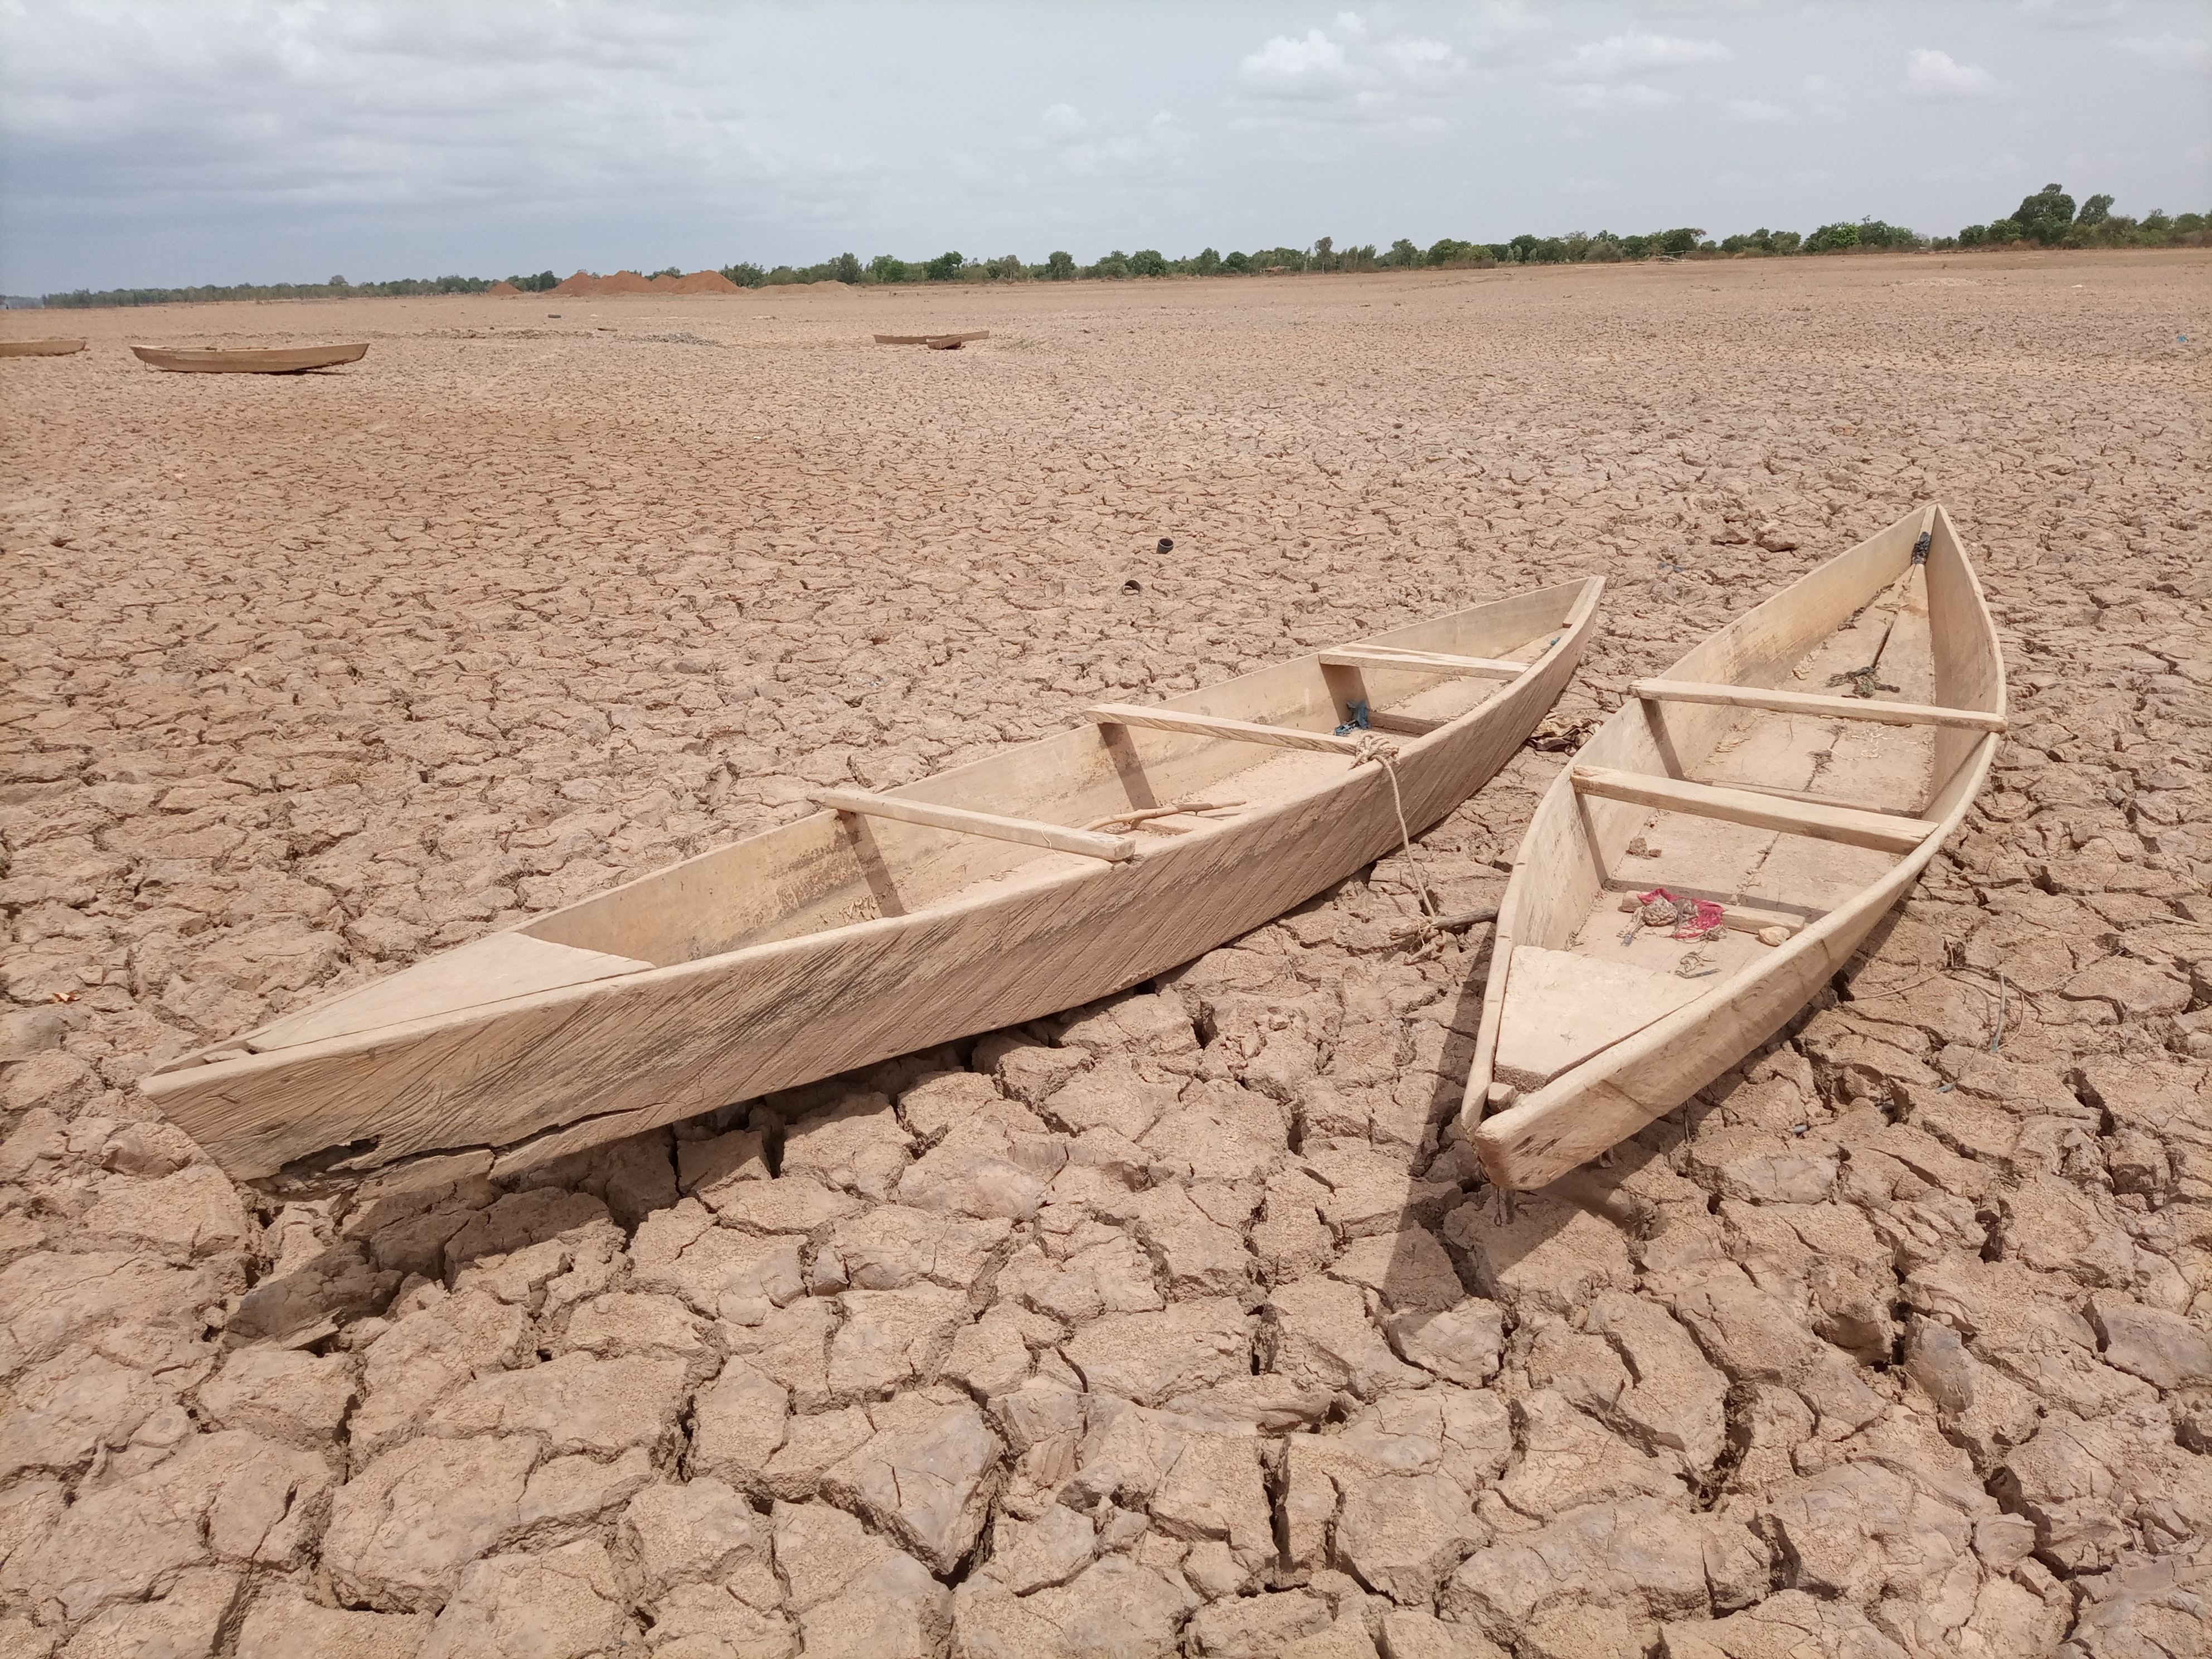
[667,270,742,295]
[545,270,599,297]
[486,281,521,297]
[592,270,655,295]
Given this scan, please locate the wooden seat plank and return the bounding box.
[1571,766,1937,854]
[1321,647,1527,680]
[1633,678,2004,733]
[1086,704,1365,756]
[813,788,1135,862]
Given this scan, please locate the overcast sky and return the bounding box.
[2,0,2206,293]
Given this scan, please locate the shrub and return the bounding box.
[983,254,1026,280]
[1982,217,2023,244]
[869,254,910,283]
[1092,251,1131,279]
[1129,249,1167,276]
[1186,247,1221,275]
[1806,222,1860,251]
[652,266,682,278]
[828,253,863,284]
[1660,227,1704,255]
[923,250,965,281]
[764,266,801,284]
[1224,250,1251,273]
[1044,250,1076,279]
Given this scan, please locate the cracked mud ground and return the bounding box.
[1,250,2207,1658]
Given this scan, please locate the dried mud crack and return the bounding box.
[2,252,2208,1657]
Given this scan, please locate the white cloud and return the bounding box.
[1556,31,1731,80]
[1904,48,1999,99]
[1544,28,1726,113]
[1239,29,1357,100]
[1726,98,1789,122]
[1546,81,1679,110]
[2114,32,2212,69]
[1022,103,1186,178]
[1233,13,1467,137]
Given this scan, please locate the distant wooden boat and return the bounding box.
[130,343,368,374]
[0,339,87,357]
[144,578,1603,1185]
[874,331,989,350]
[1466,505,2004,1189]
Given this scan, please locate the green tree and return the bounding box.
[1044,250,1075,279]
[721,263,766,287]
[869,254,909,283]
[1309,235,1337,271]
[2075,193,2113,228]
[828,253,863,283]
[923,250,965,280]
[1659,226,1704,255]
[652,266,682,278]
[2012,183,2075,244]
[1186,247,1221,275]
[1983,217,2024,244]
[1129,248,1167,276]
[983,254,1026,280]
[1805,222,1860,251]
[1093,250,1131,279]
[1223,250,1251,273]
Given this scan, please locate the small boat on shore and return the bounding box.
[1466,505,2004,1190]
[130,343,368,373]
[145,578,1601,1186]
[0,339,87,357]
[874,331,989,349]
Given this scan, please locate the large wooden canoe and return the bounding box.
[145,577,1603,1184]
[0,339,87,357]
[1466,506,2003,1189]
[130,343,368,373]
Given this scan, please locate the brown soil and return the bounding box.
[1,250,2207,1657]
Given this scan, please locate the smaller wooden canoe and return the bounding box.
[874,331,988,350]
[1464,503,2005,1190]
[0,339,87,357]
[131,343,368,374]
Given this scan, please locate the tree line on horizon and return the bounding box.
[35,184,2206,308]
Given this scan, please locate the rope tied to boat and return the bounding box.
[1348,731,1445,941]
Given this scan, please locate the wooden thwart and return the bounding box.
[1321,647,1527,680]
[1633,678,2005,732]
[1086,704,1365,756]
[812,788,1134,862]
[1572,766,1937,854]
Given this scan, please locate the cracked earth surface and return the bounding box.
[1,250,2208,1658]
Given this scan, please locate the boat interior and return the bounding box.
[1488,508,2002,1095]
[232,580,1595,1058]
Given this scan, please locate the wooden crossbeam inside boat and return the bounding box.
[1085,704,1365,755]
[1571,767,1938,853]
[812,789,1136,862]
[1365,711,1442,737]
[1320,648,1527,679]
[1633,679,2005,732]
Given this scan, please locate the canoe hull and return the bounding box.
[1468,505,2004,1189]
[0,339,86,357]
[146,579,1602,1183]
[130,344,369,373]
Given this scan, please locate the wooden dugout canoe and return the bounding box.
[0,339,87,357]
[1465,505,2004,1190]
[144,576,1603,1185]
[130,343,368,373]
[873,331,988,349]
